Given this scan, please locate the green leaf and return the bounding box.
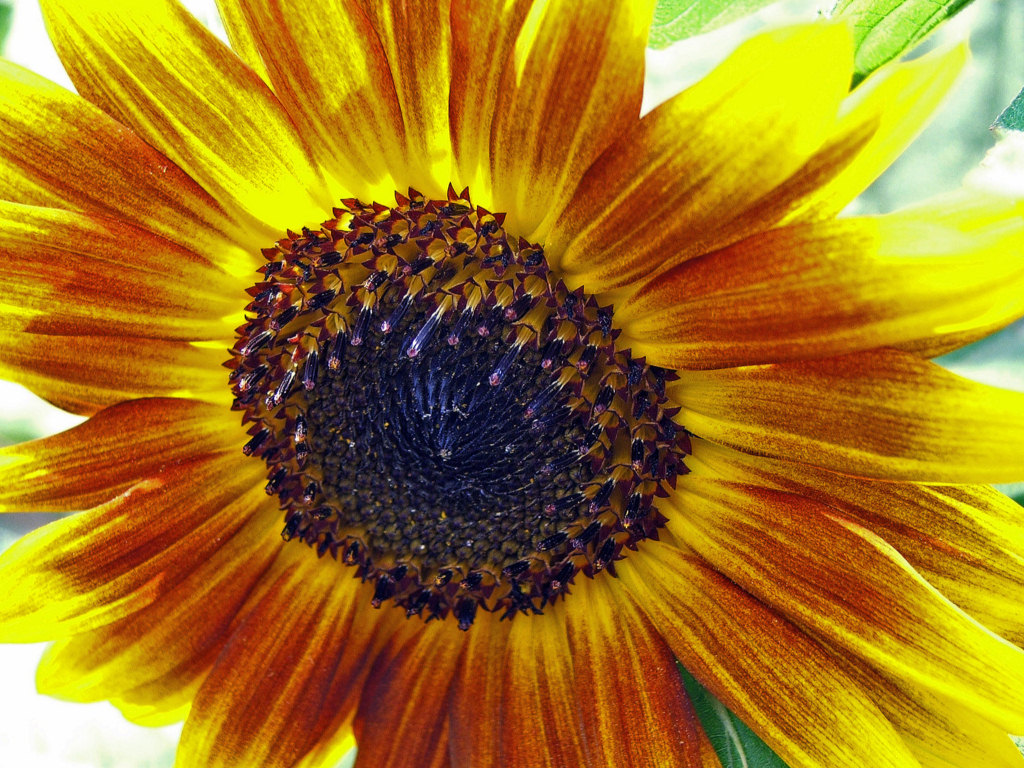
[678,664,791,768]
[0,2,12,56]
[649,0,782,48]
[994,87,1024,135]
[833,0,976,86]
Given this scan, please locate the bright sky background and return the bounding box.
[0,0,1020,766]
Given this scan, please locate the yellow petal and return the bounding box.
[670,348,1024,483]
[352,616,466,768]
[489,0,655,240]
[688,437,1024,646]
[785,44,968,223]
[0,398,242,513]
[40,0,331,232]
[449,0,532,204]
[447,611,509,768]
[0,452,265,641]
[35,497,280,711]
[500,603,590,767]
[177,557,395,768]
[564,575,708,767]
[618,198,1024,368]
[549,22,853,290]
[0,334,232,416]
[0,202,243,341]
[0,60,259,276]
[217,0,408,201]
[619,542,919,768]
[213,0,271,84]
[670,477,1024,734]
[358,0,453,196]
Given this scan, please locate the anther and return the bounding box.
[243,429,270,456]
[447,309,473,346]
[588,479,615,512]
[488,343,522,387]
[406,308,443,358]
[307,288,336,312]
[570,520,602,550]
[537,531,569,551]
[381,295,412,333]
[302,350,318,391]
[455,598,478,631]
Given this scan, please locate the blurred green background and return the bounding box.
[0,0,1021,766]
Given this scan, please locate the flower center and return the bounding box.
[229,187,689,628]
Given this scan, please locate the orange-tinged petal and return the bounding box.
[221,0,408,201]
[0,451,265,642]
[669,348,1024,483]
[176,556,393,768]
[688,437,1024,646]
[213,0,271,84]
[35,492,280,717]
[500,604,589,767]
[40,0,331,233]
[0,60,259,275]
[489,0,655,240]
[0,333,232,416]
[353,618,466,768]
[549,22,852,290]
[670,477,1024,734]
[449,0,532,203]
[0,397,242,513]
[834,649,1024,768]
[358,0,453,196]
[619,542,918,768]
[447,611,509,768]
[0,202,243,341]
[564,575,706,768]
[785,44,968,223]
[618,200,1024,368]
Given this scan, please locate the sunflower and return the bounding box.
[2,0,1024,766]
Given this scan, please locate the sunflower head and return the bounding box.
[229,185,689,627]
[2,2,1024,768]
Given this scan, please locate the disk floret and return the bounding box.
[229,187,689,628]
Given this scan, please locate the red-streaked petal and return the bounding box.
[449,0,532,202]
[0,202,242,341]
[0,398,242,513]
[688,437,1024,646]
[669,348,1024,483]
[835,645,1024,768]
[220,0,408,201]
[564,575,707,767]
[176,554,396,768]
[619,542,919,768]
[500,604,589,767]
[358,0,453,196]
[669,477,1024,734]
[548,22,852,288]
[40,0,331,232]
[489,0,655,240]
[35,494,281,721]
[0,333,232,416]
[353,618,466,768]
[447,611,509,768]
[213,0,271,84]
[0,451,265,641]
[0,60,260,274]
[619,201,1024,368]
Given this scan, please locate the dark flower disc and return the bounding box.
[229,187,690,628]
